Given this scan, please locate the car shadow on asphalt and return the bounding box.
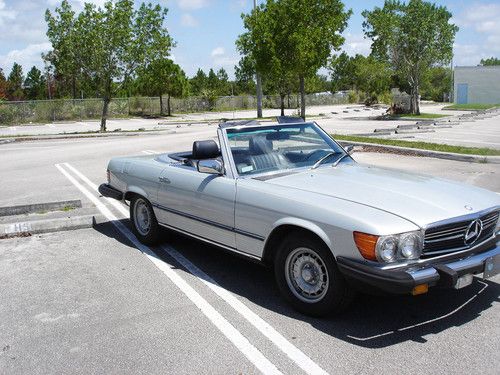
[93,221,500,349]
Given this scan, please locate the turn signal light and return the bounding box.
[353,231,379,261]
[412,284,428,295]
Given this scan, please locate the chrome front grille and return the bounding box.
[423,210,499,257]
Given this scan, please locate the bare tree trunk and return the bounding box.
[287,93,290,108]
[72,75,77,100]
[299,75,306,120]
[100,97,109,132]
[100,80,111,132]
[167,94,171,116]
[280,94,285,116]
[159,94,164,116]
[256,73,263,118]
[414,86,420,115]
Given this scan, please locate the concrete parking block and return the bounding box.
[0,214,105,238]
[0,199,82,217]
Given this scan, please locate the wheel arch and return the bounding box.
[261,218,333,266]
[124,186,148,202]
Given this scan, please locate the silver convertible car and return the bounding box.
[99,121,500,316]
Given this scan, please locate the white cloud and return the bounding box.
[177,0,210,11]
[211,46,225,57]
[209,46,238,73]
[342,33,371,56]
[181,13,198,27]
[0,42,51,73]
[0,0,16,26]
[453,2,500,65]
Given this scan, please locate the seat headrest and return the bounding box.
[192,140,220,159]
[249,136,273,155]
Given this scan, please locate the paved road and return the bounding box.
[0,129,499,374]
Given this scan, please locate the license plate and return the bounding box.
[483,254,500,279]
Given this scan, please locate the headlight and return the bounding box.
[376,236,398,262]
[398,232,423,259]
[354,230,423,263]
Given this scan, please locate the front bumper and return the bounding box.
[337,239,500,294]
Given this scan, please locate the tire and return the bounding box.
[274,232,354,317]
[130,196,161,245]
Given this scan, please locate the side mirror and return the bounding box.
[197,159,224,175]
[344,145,354,154]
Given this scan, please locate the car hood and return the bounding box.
[263,163,500,227]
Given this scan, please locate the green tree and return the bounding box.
[216,68,230,96]
[330,54,391,103]
[352,55,391,104]
[329,52,356,92]
[207,68,218,92]
[237,0,351,119]
[234,56,256,95]
[190,69,207,96]
[7,62,25,101]
[24,66,47,100]
[420,66,451,102]
[137,59,188,116]
[45,0,174,131]
[45,0,81,98]
[305,74,330,94]
[362,0,458,114]
[0,68,7,100]
[480,57,500,66]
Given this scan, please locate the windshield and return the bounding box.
[226,122,348,176]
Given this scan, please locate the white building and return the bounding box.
[454,66,500,104]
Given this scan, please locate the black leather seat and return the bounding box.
[249,136,287,171]
[192,140,220,159]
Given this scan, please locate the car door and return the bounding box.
[155,164,237,249]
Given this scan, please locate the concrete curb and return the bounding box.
[0,130,177,143]
[0,214,106,239]
[0,200,82,217]
[338,140,500,164]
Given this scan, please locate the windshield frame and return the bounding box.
[221,121,354,179]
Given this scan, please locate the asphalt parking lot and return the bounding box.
[1,127,499,374]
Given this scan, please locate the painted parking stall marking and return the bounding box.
[55,163,283,375]
[59,162,330,375]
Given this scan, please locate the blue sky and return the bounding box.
[0,0,499,78]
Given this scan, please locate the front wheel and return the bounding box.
[130,196,161,245]
[274,233,354,316]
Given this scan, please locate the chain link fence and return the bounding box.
[0,93,348,125]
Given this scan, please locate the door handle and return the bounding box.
[159,177,170,184]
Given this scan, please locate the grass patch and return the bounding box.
[61,205,75,212]
[396,113,449,119]
[333,134,500,156]
[443,103,499,111]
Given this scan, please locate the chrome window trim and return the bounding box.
[221,121,354,180]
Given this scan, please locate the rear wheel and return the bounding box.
[274,233,354,316]
[130,196,160,245]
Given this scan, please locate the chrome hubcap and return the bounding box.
[285,247,329,303]
[134,199,151,236]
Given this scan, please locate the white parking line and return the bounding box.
[141,150,160,155]
[55,163,282,375]
[62,162,329,375]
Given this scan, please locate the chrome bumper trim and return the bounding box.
[408,243,500,284]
